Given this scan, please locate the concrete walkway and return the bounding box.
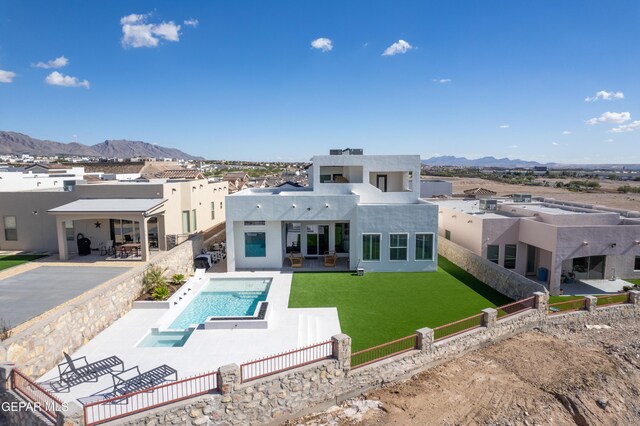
[0,265,130,327]
[561,278,630,295]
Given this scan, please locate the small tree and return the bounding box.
[142,265,168,294]
[0,318,12,341]
[170,273,186,286]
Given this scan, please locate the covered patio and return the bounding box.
[48,199,167,262]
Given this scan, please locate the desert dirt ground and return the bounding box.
[291,320,640,426]
[446,177,640,211]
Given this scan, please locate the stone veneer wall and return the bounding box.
[438,237,547,300]
[5,293,640,425]
[0,235,202,378]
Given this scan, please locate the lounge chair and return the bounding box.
[58,353,124,389]
[288,252,303,268]
[111,364,178,396]
[324,251,337,267]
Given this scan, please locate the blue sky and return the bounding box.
[0,1,638,163]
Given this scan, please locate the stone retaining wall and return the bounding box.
[6,291,640,426]
[438,237,546,300]
[0,235,202,378]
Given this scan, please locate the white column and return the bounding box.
[140,216,149,261]
[56,217,69,261]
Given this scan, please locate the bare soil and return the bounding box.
[292,321,640,425]
[447,177,640,211]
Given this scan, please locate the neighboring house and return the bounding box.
[437,197,640,295]
[463,187,497,198]
[420,179,453,198]
[533,166,548,176]
[0,179,228,261]
[0,165,87,191]
[225,150,438,272]
[223,172,250,193]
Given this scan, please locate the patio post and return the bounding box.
[55,217,69,261]
[140,216,149,261]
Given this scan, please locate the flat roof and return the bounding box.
[435,199,507,218]
[49,198,166,213]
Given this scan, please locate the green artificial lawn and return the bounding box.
[0,254,46,271]
[548,295,585,304]
[625,279,640,286]
[288,256,513,351]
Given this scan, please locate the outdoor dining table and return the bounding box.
[120,243,141,257]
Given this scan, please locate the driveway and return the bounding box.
[0,266,131,328]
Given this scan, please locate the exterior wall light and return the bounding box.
[256,204,261,209]
[325,204,329,208]
[307,207,311,211]
[583,241,589,246]
[292,204,296,208]
[609,243,617,248]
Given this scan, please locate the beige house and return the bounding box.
[0,179,227,261]
[437,197,640,295]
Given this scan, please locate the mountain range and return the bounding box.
[0,131,203,160]
[422,155,640,170]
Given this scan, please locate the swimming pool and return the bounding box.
[137,329,194,347]
[169,278,271,329]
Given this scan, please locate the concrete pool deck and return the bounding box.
[38,271,341,404]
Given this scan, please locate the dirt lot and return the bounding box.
[446,177,640,211]
[292,321,640,425]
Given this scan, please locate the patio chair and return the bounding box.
[288,252,303,268]
[58,353,124,389]
[324,251,337,267]
[111,364,178,397]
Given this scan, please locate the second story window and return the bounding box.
[3,216,17,241]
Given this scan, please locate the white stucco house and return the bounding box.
[225,151,438,272]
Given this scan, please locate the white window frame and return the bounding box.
[415,232,435,261]
[362,233,382,262]
[389,233,409,262]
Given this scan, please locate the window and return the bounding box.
[211,202,216,220]
[504,244,517,269]
[3,216,17,241]
[415,233,434,261]
[182,211,190,233]
[445,230,451,240]
[487,245,499,264]
[389,233,408,261]
[635,256,640,271]
[320,174,331,183]
[220,201,223,209]
[191,209,197,231]
[244,221,266,226]
[65,221,74,241]
[362,234,381,261]
[335,223,350,253]
[245,232,266,257]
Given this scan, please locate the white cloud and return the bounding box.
[0,70,16,83]
[499,124,510,129]
[33,56,68,69]
[586,111,630,125]
[45,71,90,88]
[382,40,412,56]
[562,130,572,135]
[611,120,640,133]
[120,13,182,48]
[509,145,519,148]
[432,78,451,83]
[552,142,559,146]
[311,38,333,52]
[605,138,614,143]
[183,19,199,28]
[585,90,624,102]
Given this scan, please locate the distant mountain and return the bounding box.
[0,131,203,160]
[422,156,553,168]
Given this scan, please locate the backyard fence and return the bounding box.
[82,371,218,426]
[548,298,588,314]
[496,296,535,320]
[10,368,64,423]
[240,340,333,383]
[596,293,630,307]
[351,335,417,369]
[433,313,484,341]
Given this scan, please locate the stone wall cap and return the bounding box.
[332,333,351,341]
[481,307,498,313]
[219,363,240,373]
[416,326,434,333]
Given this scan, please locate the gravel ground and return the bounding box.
[292,320,640,425]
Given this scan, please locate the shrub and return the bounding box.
[170,273,186,286]
[142,265,168,293]
[0,318,12,341]
[152,284,171,301]
[623,285,633,292]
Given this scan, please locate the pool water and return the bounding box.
[169,278,271,329]
[138,330,193,347]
